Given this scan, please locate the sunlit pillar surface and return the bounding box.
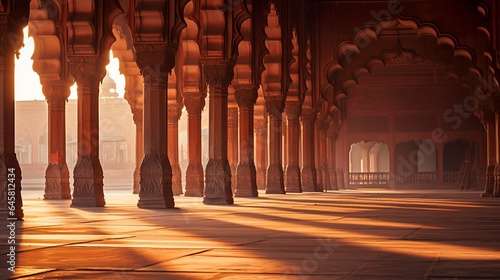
[202,61,234,205]
[183,92,205,197]
[69,57,105,207]
[265,97,285,194]
[135,46,174,209]
[284,102,302,193]
[234,86,258,197]
[43,81,72,200]
[168,104,183,196]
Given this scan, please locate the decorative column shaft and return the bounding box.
[202,61,234,205]
[69,58,105,207]
[234,86,258,197]
[284,102,302,193]
[135,45,174,208]
[320,128,330,191]
[482,114,496,196]
[494,110,500,197]
[168,104,183,196]
[132,110,143,194]
[255,116,267,190]
[228,104,239,194]
[314,118,323,191]
[43,81,72,200]
[265,98,285,194]
[183,93,205,197]
[328,129,339,191]
[301,110,317,192]
[0,16,23,219]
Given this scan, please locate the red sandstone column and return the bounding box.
[0,18,23,219]
[202,61,234,205]
[69,57,105,207]
[437,143,444,185]
[168,104,183,196]
[132,110,143,194]
[182,93,205,197]
[482,112,496,196]
[255,113,267,190]
[265,97,285,194]
[284,102,302,193]
[227,102,239,194]
[234,86,258,197]
[494,110,500,197]
[328,128,339,191]
[43,81,72,200]
[301,110,317,192]
[320,127,330,191]
[135,46,174,208]
[314,117,323,191]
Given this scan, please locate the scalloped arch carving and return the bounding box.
[177,0,202,94]
[29,0,65,83]
[325,16,487,99]
[261,3,282,97]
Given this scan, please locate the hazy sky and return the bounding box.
[15,27,125,101]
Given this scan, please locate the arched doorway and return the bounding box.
[349,141,390,186]
[395,140,437,185]
[444,139,480,188]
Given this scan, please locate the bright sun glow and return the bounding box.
[15,27,125,101]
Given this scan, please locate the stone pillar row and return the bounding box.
[11,54,345,211]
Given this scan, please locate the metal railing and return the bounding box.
[349,172,390,185]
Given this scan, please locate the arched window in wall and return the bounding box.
[395,140,437,185]
[349,141,390,185]
[443,139,479,187]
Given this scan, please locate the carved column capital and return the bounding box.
[301,109,317,124]
[182,92,206,114]
[0,15,24,57]
[202,59,234,89]
[265,96,285,118]
[234,85,258,108]
[168,104,182,122]
[135,44,176,79]
[132,109,143,125]
[42,80,73,101]
[0,16,8,56]
[68,56,106,85]
[284,102,302,120]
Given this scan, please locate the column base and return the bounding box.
[230,164,237,195]
[330,171,339,191]
[133,166,140,194]
[285,165,302,193]
[336,169,345,189]
[266,164,285,194]
[72,156,105,207]
[256,168,267,190]
[0,154,24,220]
[204,159,233,205]
[172,164,183,196]
[44,164,71,200]
[322,164,331,191]
[235,163,258,197]
[301,166,318,192]
[138,154,175,209]
[316,166,324,191]
[185,164,204,197]
[482,164,495,196]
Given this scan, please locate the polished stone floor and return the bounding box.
[1,189,500,279]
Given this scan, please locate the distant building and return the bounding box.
[15,73,136,185]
